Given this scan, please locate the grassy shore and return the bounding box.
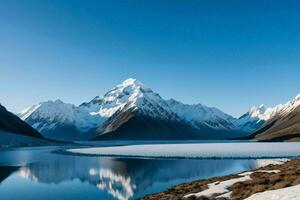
[141,158,300,200]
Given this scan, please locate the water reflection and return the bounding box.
[95,168,135,200]
[0,150,266,200]
[0,166,18,183]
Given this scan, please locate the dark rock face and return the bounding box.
[0,104,43,138]
[93,116,200,140]
[0,166,19,184]
[92,109,244,141]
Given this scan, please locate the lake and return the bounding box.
[0,146,280,200]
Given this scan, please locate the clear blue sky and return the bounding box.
[0,0,299,117]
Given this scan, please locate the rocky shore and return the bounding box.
[141,158,300,200]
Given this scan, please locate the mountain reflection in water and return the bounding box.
[0,149,266,200]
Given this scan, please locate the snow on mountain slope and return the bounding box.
[20,100,102,140]
[79,96,102,113]
[235,105,269,132]
[166,99,236,130]
[273,93,300,117]
[81,78,178,120]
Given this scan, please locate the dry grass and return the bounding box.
[141,158,300,200]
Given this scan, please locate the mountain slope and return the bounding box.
[0,104,43,138]
[252,94,300,141]
[21,78,243,141]
[93,110,200,140]
[166,99,236,130]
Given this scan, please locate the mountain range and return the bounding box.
[19,78,245,141]
[1,78,299,142]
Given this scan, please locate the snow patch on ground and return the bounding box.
[254,159,289,168]
[244,184,300,200]
[185,175,251,198]
[239,170,281,176]
[185,168,283,199]
[217,191,232,198]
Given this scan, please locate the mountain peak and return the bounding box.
[121,77,139,85]
[294,93,300,101]
[104,78,152,100]
[53,99,64,104]
[249,104,266,116]
[118,78,147,90]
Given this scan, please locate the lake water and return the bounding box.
[0,146,277,200]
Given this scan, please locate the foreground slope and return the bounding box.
[0,104,42,138]
[0,104,54,147]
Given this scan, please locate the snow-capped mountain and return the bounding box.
[250,94,300,141]
[20,100,102,141]
[235,94,300,133]
[81,78,179,120]
[21,78,244,141]
[235,104,269,132]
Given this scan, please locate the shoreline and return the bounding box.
[141,158,300,200]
